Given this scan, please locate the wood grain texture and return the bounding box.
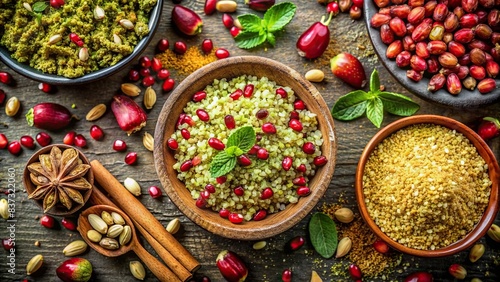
[0,0,499,281]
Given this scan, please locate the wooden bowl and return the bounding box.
[154,56,337,240]
[23,144,94,216]
[355,115,500,257]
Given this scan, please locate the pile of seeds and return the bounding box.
[86,211,132,250]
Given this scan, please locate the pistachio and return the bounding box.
[305,69,325,82]
[101,211,114,225]
[48,34,62,45]
[94,5,105,21]
[121,83,141,97]
[334,207,354,224]
[143,86,156,109]
[487,224,500,242]
[79,47,89,61]
[119,225,132,245]
[23,2,32,12]
[0,198,9,219]
[252,241,267,250]
[143,132,154,152]
[124,177,141,196]
[111,212,126,225]
[63,240,88,256]
[113,34,122,45]
[129,260,146,280]
[107,224,124,238]
[335,237,352,258]
[88,213,108,234]
[469,243,485,263]
[310,270,323,282]
[87,230,102,243]
[5,97,20,117]
[99,237,119,250]
[166,218,181,234]
[26,254,43,275]
[86,104,106,121]
[119,19,135,30]
[216,0,238,12]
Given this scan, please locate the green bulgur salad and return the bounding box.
[0,0,156,78]
[170,75,326,222]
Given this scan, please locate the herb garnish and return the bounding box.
[210,126,256,178]
[31,2,48,24]
[331,69,420,128]
[309,212,338,258]
[235,2,297,49]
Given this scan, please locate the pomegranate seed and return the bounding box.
[373,239,390,254]
[352,0,363,7]
[256,148,269,160]
[224,115,236,129]
[297,186,311,196]
[157,38,169,52]
[196,197,207,208]
[181,128,190,140]
[128,69,140,82]
[36,132,52,147]
[40,215,55,229]
[20,135,35,149]
[166,138,179,150]
[327,2,340,14]
[262,122,276,134]
[256,109,269,119]
[222,13,234,28]
[201,39,214,54]
[182,115,195,126]
[302,142,315,154]
[290,111,300,120]
[228,213,244,224]
[193,91,207,102]
[289,119,303,131]
[282,157,293,171]
[142,75,155,87]
[0,89,5,105]
[200,190,210,199]
[140,67,151,77]
[229,89,243,100]
[157,69,170,80]
[276,87,287,98]
[192,155,202,166]
[313,156,328,167]
[74,134,87,148]
[230,26,241,37]
[219,208,230,218]
[174,41,187,54]
[293,176,307,186]
[162,78,175,92]
[253,210,267,221]
[196,109,210,122]
[69,33,84,46]
[151,57,162,72]
[248,144,261,155]
[90,125,104,140]
[2,238,14,251]
[180,160,193,172]
[234,186,244,196]
[293,100,305,110]
[205,184,216,193]
[61,218,77,231]
[349,264,363,280]
[215,48,230,59]
[261,187,273,199]
[0,72,13,85]
[243,84,254,98]
[38,82,53,93]
[285,236,305,252]
[113,139,127,151]
[208,138,225,150]
[50,0,63,8]
[0,133,8,149]
[63,131,76,145]
[148,186,162,199]
[237,155,252,166]
[125,152,138,165]
[282,269,292,282]
[7,141,21,155]
[296,164,306,172]
[216,176,227,184]
[139,56,151,68]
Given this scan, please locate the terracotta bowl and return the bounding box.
[355,115,500,257]
[23,144,94,216]
[154,56,337,240]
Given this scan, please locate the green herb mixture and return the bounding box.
[0,0,157,78]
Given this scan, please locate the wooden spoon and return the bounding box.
[77,205,180,282]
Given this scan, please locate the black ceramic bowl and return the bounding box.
[364,1,500,108]
[0,0,163,85]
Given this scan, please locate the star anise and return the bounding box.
[27,147,92,212]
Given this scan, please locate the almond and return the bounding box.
[121,83,141,97]
[143,86,156,109]
[86,104,106,121]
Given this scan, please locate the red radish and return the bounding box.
[26,103,74,131]
[477,117,500,141]
[0,133,8,149]
[111,95,147,135]
[20,135,35,149]
[113,139,127,151]
[125,152,138,165]
[201,39,214,54]
[296,13,334,59]
[56,258,93,282]
[36,132,52,147]
[205,0,217,15]
[40,214,55,228]
[330,52,367,89]
[7,141,22,155]
[74,134,87,148]
[172,5,203,36]
[246,0,275,11]
[90,125,104,140]
[63,131,76,145]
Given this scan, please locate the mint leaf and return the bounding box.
[235,31,267,49]
[238,14,263,33]
[33,2,48,13]
[267,32,276,47]
[366,97,384,128]
[227,126,256,152]
[210,151,237,178]
[225,146,244,157]
[264,2,297,32]
[309,213,337,259]
[370,69,380,94]
[331,90,372,121]
[379,92,420,116]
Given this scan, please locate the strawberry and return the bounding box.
[330,52,367,89]
[477,117,500,141]
[56,258,93,282]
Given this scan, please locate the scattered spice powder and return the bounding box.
[156,46,217,75]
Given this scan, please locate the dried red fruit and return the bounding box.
[477,78,496,94]
[386,40,403,59]
[428,73,446,92]
[446,73,462,95]
[285,236,305,252]
[448,263,467,279]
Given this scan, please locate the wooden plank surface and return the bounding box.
[1,0,500,281]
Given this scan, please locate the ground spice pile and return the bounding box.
[156,46,217,75]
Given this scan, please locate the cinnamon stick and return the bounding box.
[90,160,200,273]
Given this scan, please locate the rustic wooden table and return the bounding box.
[1,1,500,281]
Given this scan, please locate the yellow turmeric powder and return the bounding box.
[156,46,218,75]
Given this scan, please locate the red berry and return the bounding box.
[297,186,311,196]
[327,2,340,15]
[139,67,151,77]
[313,156,328,167]
[282,156,293,171]
[243,84,254,98]
[234,186,244,196]
[373,239,390,254]
[196,109,210,121]
[128,69,140,82]
[20,135,35,149]
[296,164,306,173]
[162,78,175,92]
[302,142,316,154]
[256,148,269,160]
[157,69,170,80]
[50,0,62,8]
[331,53,367,89]
[237,154,252,166]
[74,134,87,148]
[229,89,243,100]
[289,119,303,131]
[157,38,169,52]
[200,190,211,199]
[0,72,13,85]
[293,100,306,110]
[201,39,214,54]
[282,269,292,282]
[63,131,76,145]
[89,125,104,140]
[125,152,138,165]
[174,41,187,54]
[230,26,241,37]
[36,132,52,147]
[349,264,363,280]
[261,187,273,199]
[139,56,152,68]
[7,141,21,155]
[196,196,207,208]
[404,272,433,282]
[69,33,84,46]
[248,144,261,155]
[290,111,300,120]
[224,115,236,129]
[40,214,55,229]
[276,87,287,98]
[148,186,162,199]
[253,210,267,221]
[193,91,207,102]
[38,82,53,93]
[151,57,162,72]
[222,13,234,29]
[183,115,195,126]
[262,122,276,134]
[256,109,269,119]
[181,128,190,140]
[293,176,307,186]
[205,184,216,193]
[167,138,179,150]
[61,218,77,231]
[477,117,500,141]
[216,176,226,184]
[113,139,127,151]
[215,48,230,59]
[219,208,230,218]
[0,133,8,149]
[228,213,244,224]
[180,160,193,172]
[142,75,155,87]
[285,236,305,252]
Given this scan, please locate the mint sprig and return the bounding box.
[331,69,420,128]
[209,126,256,178]
[235,2,297,49]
